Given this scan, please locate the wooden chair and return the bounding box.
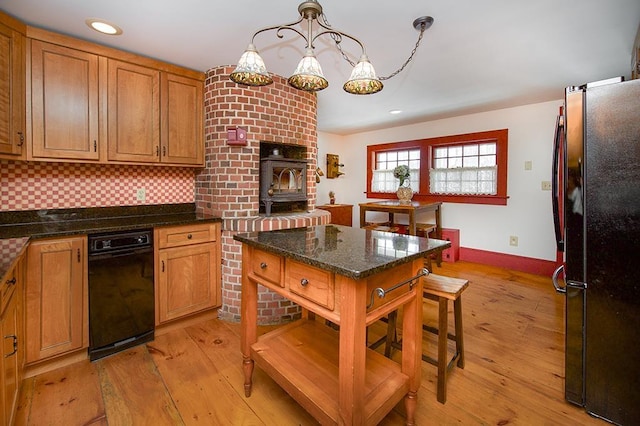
[416,222,443,267]
[362,222,400,233]
[382,272,469,404]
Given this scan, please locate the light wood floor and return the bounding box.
[14,261,607,425]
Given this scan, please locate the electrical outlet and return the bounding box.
[524,160,532,171]
[509,235,518,246]
[136,188,146,201]
[541,181,552,191]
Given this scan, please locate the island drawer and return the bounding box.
[251,248,283,287]
[156,223,217,249]
[287,259,335,310]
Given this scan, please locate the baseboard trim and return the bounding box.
[459,247,558,276]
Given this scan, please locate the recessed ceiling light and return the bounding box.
[86,18,123,35]
[389,109,403,115]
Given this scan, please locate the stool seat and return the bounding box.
[423,273,468,300]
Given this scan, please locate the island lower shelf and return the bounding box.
[251,318,409,425]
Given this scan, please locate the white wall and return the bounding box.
[317,99,562,261]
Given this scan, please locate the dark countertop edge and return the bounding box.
[24,215,221,241]
[234,233,448,280]
[0,208,221,278]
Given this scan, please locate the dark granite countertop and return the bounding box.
[234,224,450,280]
[0,203,221,279]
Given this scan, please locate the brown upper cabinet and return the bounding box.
[107,59,160,163]
[0,12,26,160]
[25,26,205,166]
[30,40,100,161]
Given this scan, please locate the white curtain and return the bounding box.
[371,168,420,193]
[429,166,497,195]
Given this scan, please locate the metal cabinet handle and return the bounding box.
[156,146,160,157]
[5,277,16,286]
[4,335,17,358]
[187,234,193,239]
[17,132,24,147]
[162,260,165,272]
[300,278,309,287]
[260,262,267,269]
[94,140,97,152]
[163,146,167,156]
[77,248,81,262]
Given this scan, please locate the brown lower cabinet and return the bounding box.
[155,223,221,324]
[1,255,24,426]
[25,236,88,363]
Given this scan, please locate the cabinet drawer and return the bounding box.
[287,259,335,310]
[156,223,217,249]
[251,249,283,287]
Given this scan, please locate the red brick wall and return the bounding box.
[197,66,329,324]
[195,65,318,218]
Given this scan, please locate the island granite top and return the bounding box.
[234,224,450,280]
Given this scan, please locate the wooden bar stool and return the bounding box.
[381,272,469,403]
[422,273,469,403]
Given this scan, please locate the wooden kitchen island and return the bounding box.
[234,225,450,425]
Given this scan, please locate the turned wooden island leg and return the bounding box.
[240,245,258,397]
[242,357,254,397]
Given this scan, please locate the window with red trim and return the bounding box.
[366,129,509,205]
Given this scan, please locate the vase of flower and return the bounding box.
[393,165,413,203]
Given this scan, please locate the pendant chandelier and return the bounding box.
[230,0,433,95]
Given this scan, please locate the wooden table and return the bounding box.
[360,200,443,264]
[235,225,450,425]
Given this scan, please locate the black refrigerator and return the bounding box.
[552,77,640,425]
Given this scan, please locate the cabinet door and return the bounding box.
[107,59,160,163]
[156,242,219,324]
[0,21,25,158]
[25,236,87,363]
[1,282,19,426]
[30,40,99,160]
[161,73,203,165]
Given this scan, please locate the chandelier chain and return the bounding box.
[319,12,427,81]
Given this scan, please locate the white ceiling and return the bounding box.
[2,0,639,135]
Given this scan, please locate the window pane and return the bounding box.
[434,158,447,168]
[463,156,478,167]
[479,143,496,155]
[387,151,397,162]
[449,157,462,168]
[398,151,408,161]
[434,147,447,158]
[449,146,463,157]
[463,144,478,156]
[479,154,496,167]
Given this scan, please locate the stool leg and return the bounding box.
[454,297,465,369]
[385,310,398,358]
[437,298,448,404]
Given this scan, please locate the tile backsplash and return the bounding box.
[1,160,196,211]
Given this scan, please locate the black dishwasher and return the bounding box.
[88,229,154,361]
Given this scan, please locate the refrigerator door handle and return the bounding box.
[552,264,566,294]
[552,109,565,252]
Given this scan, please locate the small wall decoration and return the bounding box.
[227,126,248,146]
